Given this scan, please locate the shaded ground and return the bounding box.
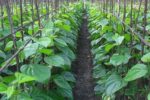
[72,10,96,100]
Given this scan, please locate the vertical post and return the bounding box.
[123,0,126,33]
[142,0,148,55]
[20,0,24,41]
[31,0,34,34]
[54,0,59,11]
[35,0,42,36]
[83,0,86,9]
[130,0,133,47]
[118,0,120,16]
[5,0,19,71]
[135,0,142,28]
[0,0,4,31]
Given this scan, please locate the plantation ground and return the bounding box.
[72,10,95,100]
[0,0,150,100]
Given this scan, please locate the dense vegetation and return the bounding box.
[0,0,150,100]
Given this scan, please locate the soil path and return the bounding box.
[72,10,95,100]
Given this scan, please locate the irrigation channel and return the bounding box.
[72,10,96,100]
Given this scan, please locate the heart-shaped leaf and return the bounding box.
[110,54,130,66]
[54,75,71,89]
[21,64,51,82]
[44,55,65,67]
[105,73,127,96]
[141,53,150,63]
[124,64,148,82]
[23,43,39,59]
[15,72,36,84]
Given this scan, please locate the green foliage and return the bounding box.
[44,55,65,67]
[21,64,51,82]
[15,72,36,84]
[0,3,83,99]
[141,53,150,63]
[89,5,150,99]
[124,64,148,82]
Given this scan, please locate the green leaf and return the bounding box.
[28,26,39,35]
[105,44,115,52]
[63,72,76,82]
[58,47,75,60]
[105,73,127,96]
[38,49,53,55]
[109,54,130,66]
[30,87,53,100]
[54,75,71,89]
[21,64,51,82]
[98,19,108,28]
[3,75,15,83]
[6,86,15,98]
[44,55,65,67]
[17,92,32,100]
[62,25,71,32]
[37,37,53,47]
[93,65,106,78]
[0,83,7,93]
[15,72,36,84]
[141,53,150,63]
[124,64,148,82]
[146,24,150,31]
[54,38,67,47]
[57,87,73,99]
[16,32,22,38]
[112,34,124,45]
[23,43,38,59]
[148,93,150,100]
[0,83,15,98]
[4,41,13,51]
[0,50,6,59]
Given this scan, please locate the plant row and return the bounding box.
[0,3,83,100]
[88,6,150,100]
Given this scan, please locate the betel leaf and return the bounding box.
[57,87,73,99]
[0,82,7,93]
[58,47,75,60]
[6,86,15,99]
[93,65,106,78]
[4,41,14,51]
[54,38,67,47]
[0,50,6,59]
[63,72,76,82]
[16,92,32,100]
[148,93,150,100]
[44,55,65,67]
[94,84,105,94]
[146,24,150,31]
[105,73,127,96]
[37,37,53,47]
[16,32,22,38]
[30,87,53,100]
[98,19,108,28]
[3,75,15,83]
[112,34,124,45]
[54,75,71,90]
[124,64,148,82]
[105,43,115,52]
[21,64,51,82]
[15,72,36,84]
[23,43,39,59]
[141,53,150,63]
[38,48,53,55]
[62,25,71,32]
[109,54,130,66]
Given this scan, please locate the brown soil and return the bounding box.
[72,10,96,100]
